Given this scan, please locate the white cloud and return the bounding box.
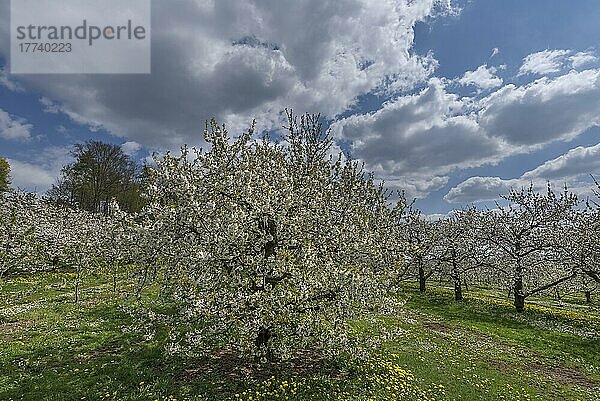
[445,143,600,203]
[121,141,142,156]
[334,78,505,175]
[380,175,450,200]
[569,51,598,69]
[458,64,502,90]
[6,146,72,193]
[478,69,600,146]
[518,49,570,76]
[39,97,60,114]
[6,159,56,192]
[1,0,598,207]
[335,62,600,199]
[424,212,450,221]
[40,96,105,132]
[0,67,24,92]
[521,143,600,181]
[444,176,517,203]
[0,108,33,141]
[0,0,452,148]
[332,78,504,199]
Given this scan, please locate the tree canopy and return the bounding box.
[128,113,404,360]
[47,141,144,213]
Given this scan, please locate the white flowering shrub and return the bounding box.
[133,114,404,360]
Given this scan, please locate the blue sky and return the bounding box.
[1,0,599,214]
[409,0,600,213]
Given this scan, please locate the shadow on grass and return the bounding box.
[403,287,600,370]
[1,293,349,401]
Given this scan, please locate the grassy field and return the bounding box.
[1,272,599,401]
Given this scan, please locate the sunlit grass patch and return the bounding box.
[1,273,599,400]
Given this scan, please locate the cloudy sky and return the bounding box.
[1,0,599,214]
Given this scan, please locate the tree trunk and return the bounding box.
[513,276,525,312]
[255,326,271,347]
[260,216,277,258]
[113,270,117,293]
[451,253,463,301]
[255,326,272,361]
[453,270,463,301]
[514,290,525,312]
[75,268,80,303]
[585,290,592,304]
[74,254,82,303]
[513,258,525,312]
[454,277,463,301]
[418,260,426,293]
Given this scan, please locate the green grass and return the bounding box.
[1,273,598,400]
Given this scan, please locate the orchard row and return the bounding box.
[1,113,598,360]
